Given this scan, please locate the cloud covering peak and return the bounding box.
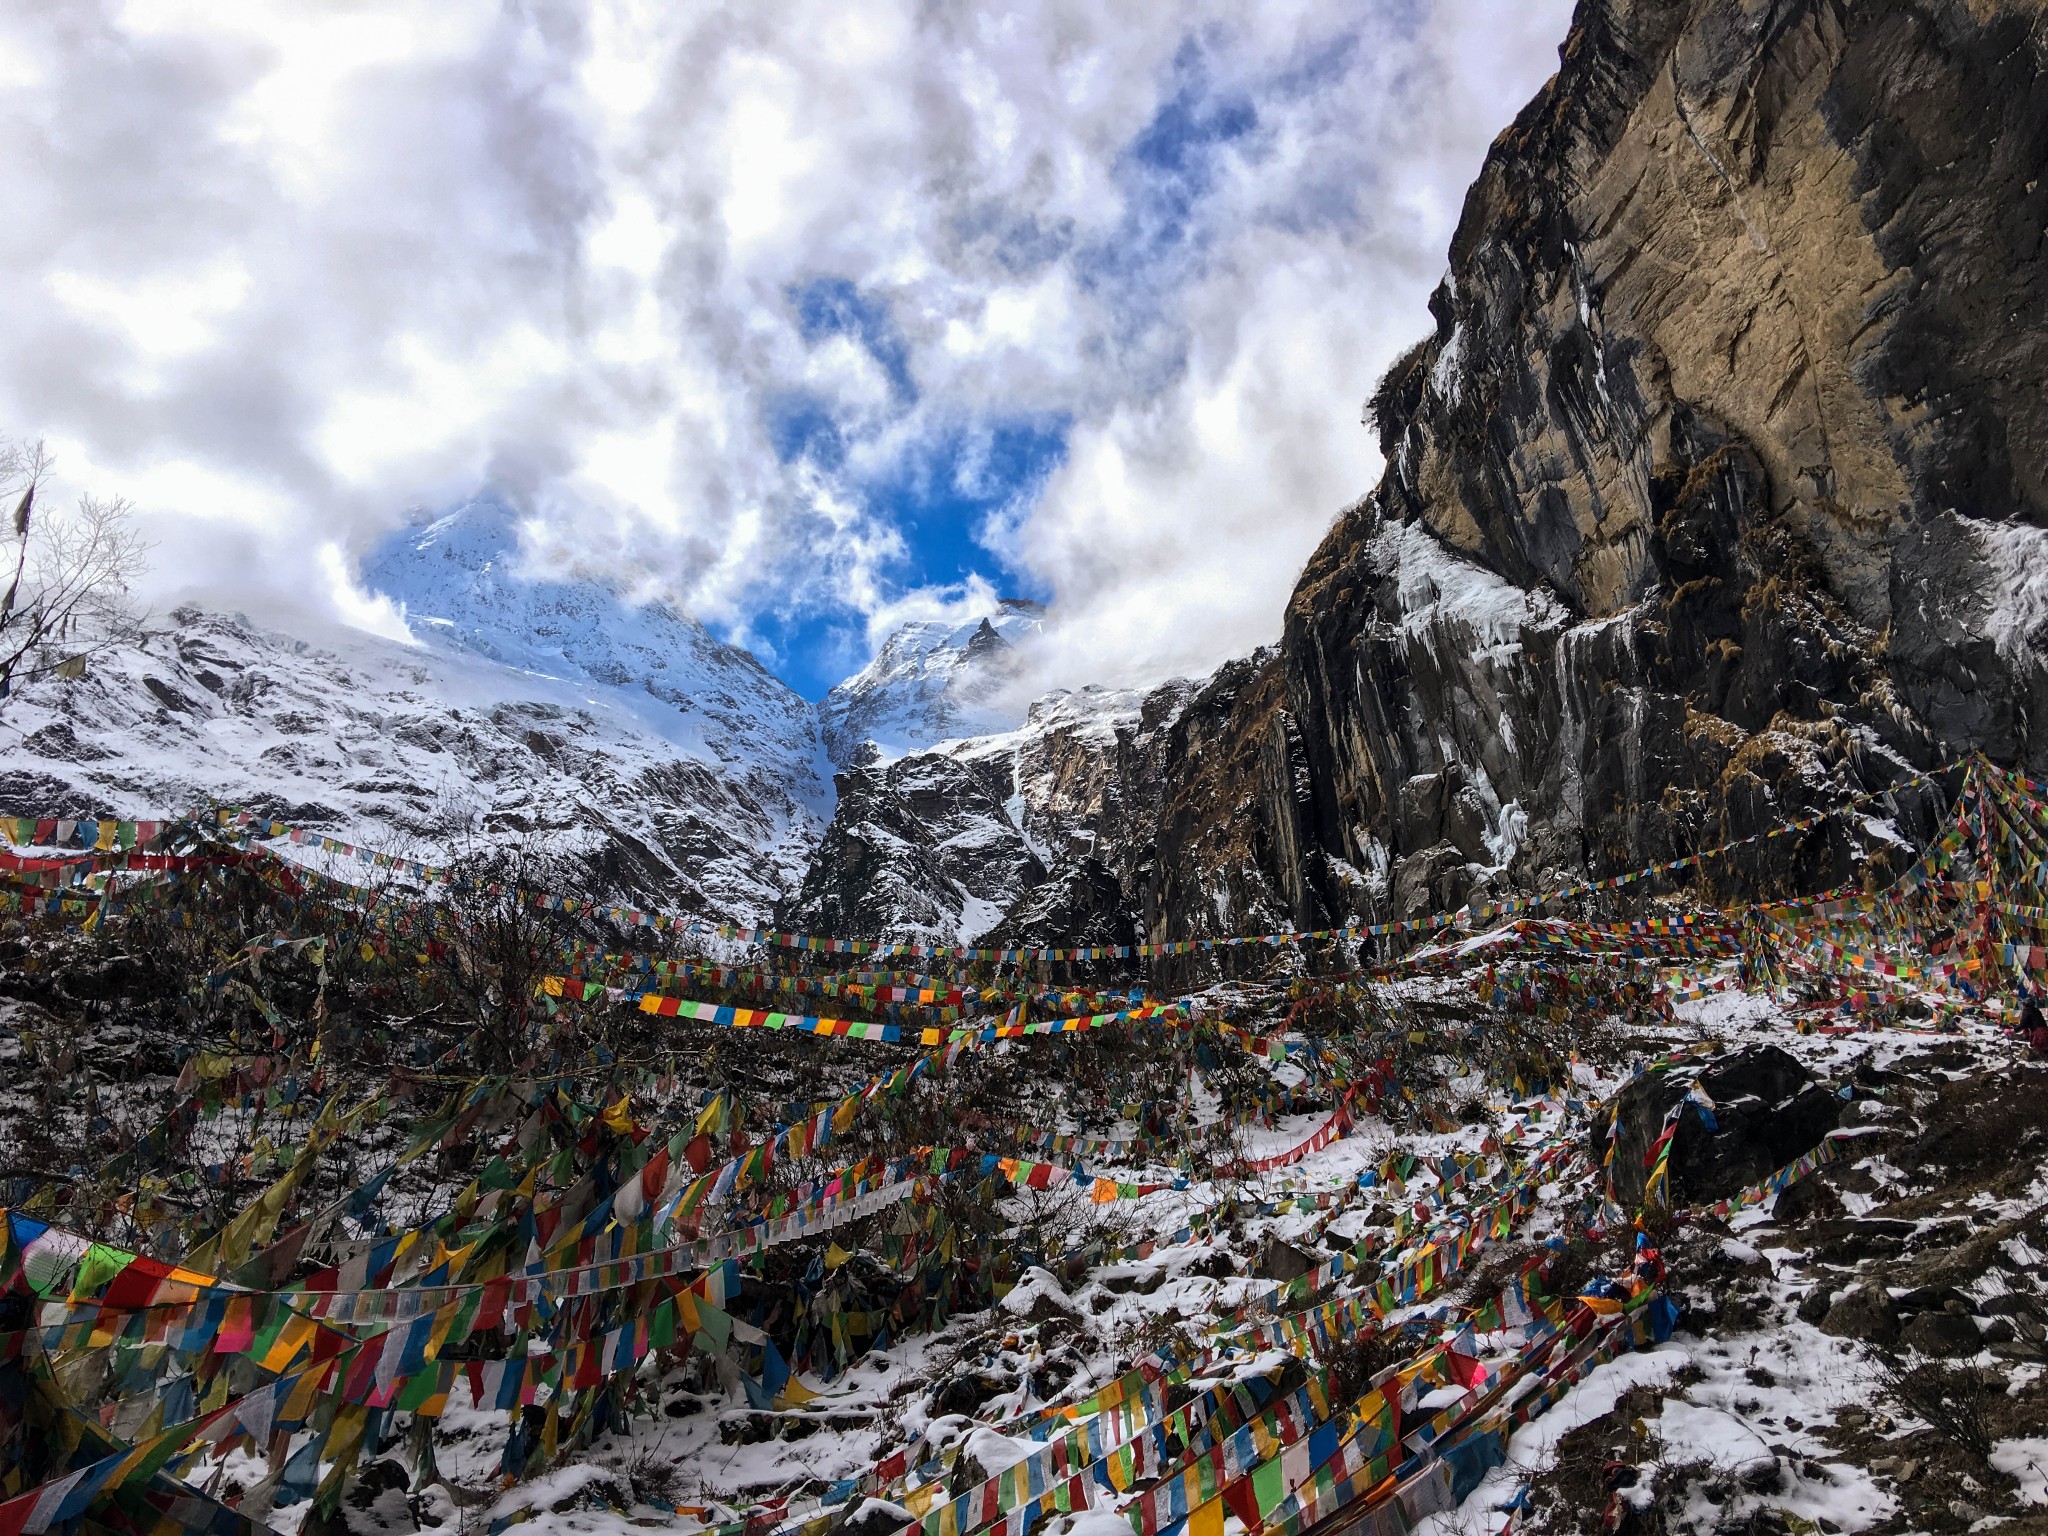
[1,0,1572,697]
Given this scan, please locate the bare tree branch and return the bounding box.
[0,437,150,710]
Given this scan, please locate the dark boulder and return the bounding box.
[930,1371,1016,1419]
[837,1501,915,1536]
[1899,1310,1982,1358]
[1807,1217,1916,1265]
[1982,1294,2043,1322]
[1772,1174,1841,1226]
[1600,1045,1842,1211]
[1259,1238,1318,1284]
[1820,1287,1901,1346]
[1896,1286,1975,1315]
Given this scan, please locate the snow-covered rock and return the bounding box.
[783,684,1185,944]
[817,599,1043,768]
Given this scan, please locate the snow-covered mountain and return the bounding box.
[364,496,830,793]
[0,497,1093,929]
[0,602,829,923]
[0,498,847,922]
[817,598,1043,768]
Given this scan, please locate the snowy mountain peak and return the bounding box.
[362,495,829,809]
[367,496,784,700]
[818,597,1044,767]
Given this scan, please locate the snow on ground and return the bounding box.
[18,923,2042,1536]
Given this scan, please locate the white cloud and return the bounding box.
[317,541,416,646]
[48,256,252,370]
[0,0,1574,692]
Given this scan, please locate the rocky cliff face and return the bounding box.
[780,685,1178,944]
[798,0,2048,955]
[1154,0,2048,940]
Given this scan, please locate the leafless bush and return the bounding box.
[427,818,604,1075]
[619,1444,679,1506]
[1874,1351,1996,1464]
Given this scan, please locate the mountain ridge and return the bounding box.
[0,498,1068,926]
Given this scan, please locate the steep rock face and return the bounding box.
[1143,0,2048,938]
[781,686,1189,945]
[781,751,1046,944]
[979,858,1137,954]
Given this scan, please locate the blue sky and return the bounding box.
[757,276,1067,694]
[2,0,1577,699]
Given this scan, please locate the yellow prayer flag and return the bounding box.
[775,1376,821,1408]
[696,1096,727,1136]
[1189,1497,1225,1536]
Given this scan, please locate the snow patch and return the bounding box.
[1993,1437,2048,1506]
[1375,517,1566,654]
[1969,518,2048,666]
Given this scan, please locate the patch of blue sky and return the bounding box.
[1079,38,1260,300]
[872,414,1066,599]
[789,276,916,403]
[762,391,1067,696]
[1076,25,1377,324]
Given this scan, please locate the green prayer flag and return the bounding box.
[395,1362,441,1413]
[694,1301,732,1353]
[1251,1457,1286,1517]
[71,1242,132,1300]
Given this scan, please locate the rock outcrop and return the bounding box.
[781,749,1046,945]
[1252,0,2048,934]
[1601,1043,1842,1210]
[1125,0,2048,949]
[781,685,1185,945]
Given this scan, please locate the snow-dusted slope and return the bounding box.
[817,598,1043,767]
[365,496,830,798]
[0,608,824,922]
[0,496,1164,938]
[0,498,840,923]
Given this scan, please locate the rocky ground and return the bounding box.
[1511,1009,2048,1536]
[330,998,2043,1536]
[11,960,2034,1536]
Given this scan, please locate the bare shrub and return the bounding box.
[1874,1351,1996,1464]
